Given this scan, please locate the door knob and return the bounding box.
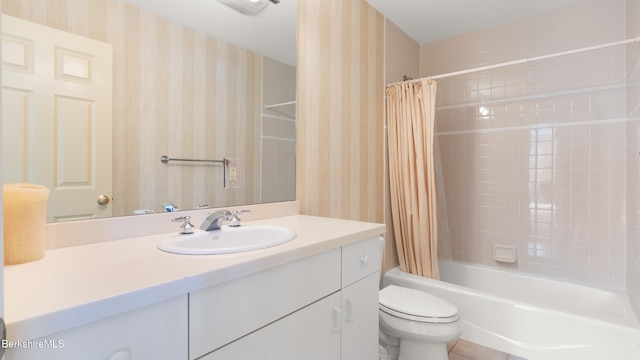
[97,195,110,205]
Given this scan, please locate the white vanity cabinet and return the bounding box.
[200,292,343,360]
[4,295,188,360]
[3,214,385,360]
[189,248,342,359]
[192,236,381,360]
[340,237,381,360]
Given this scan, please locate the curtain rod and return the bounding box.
[396,36,640,85]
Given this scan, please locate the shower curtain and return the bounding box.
[385,78,440,279]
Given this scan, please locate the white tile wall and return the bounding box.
[423,0,631,290]
[625,0,640,318]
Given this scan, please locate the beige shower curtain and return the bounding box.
[386,78,439,279]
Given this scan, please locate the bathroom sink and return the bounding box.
[157,225,296,255]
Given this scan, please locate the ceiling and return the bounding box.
[122,0,298,66]
[121,0,587,67]
[366,0,586,44]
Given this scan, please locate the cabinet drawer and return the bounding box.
[5,296,188,360]
[341,236,380,286]
[189,248,341,359]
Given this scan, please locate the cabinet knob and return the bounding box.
[108,348,132,360]
[360,255,369,265]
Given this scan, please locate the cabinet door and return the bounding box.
[189,248,341,359]
[201,292,341,360]
[4,296,188,360]
[342,272,380,360]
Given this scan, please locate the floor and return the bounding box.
[447,339,527,360]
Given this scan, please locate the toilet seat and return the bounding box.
[379,285,459,324]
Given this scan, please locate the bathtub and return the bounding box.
[382,261,640,360]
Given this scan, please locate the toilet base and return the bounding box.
[398,339,448,360]
[379,310,462,360]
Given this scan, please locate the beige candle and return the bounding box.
[3,183,50,265]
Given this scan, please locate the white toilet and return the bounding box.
[378,241,462,360]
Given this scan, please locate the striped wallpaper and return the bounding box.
[297,0,385,224]
[3,0,271,216]
[4,0,389,242]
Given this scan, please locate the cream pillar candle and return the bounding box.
[3,183,50,265]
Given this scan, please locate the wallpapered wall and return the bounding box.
[297,0,385,225]
[3,0,267,216]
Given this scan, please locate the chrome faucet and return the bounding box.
[172,216,195,234]
[228,210,251,227]
[200,209,251,231]
[200,210,231,231]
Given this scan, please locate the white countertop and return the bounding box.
[4,215,385,341]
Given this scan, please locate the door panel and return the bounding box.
[2,14,113,222]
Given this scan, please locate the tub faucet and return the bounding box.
[200,210,232,231]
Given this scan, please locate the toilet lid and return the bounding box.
[379,285,459,323]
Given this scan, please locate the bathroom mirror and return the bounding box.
[1,0,297,222]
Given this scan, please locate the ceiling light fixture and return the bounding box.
[217,0,279,15]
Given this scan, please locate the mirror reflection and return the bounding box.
[1,0,297,222]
